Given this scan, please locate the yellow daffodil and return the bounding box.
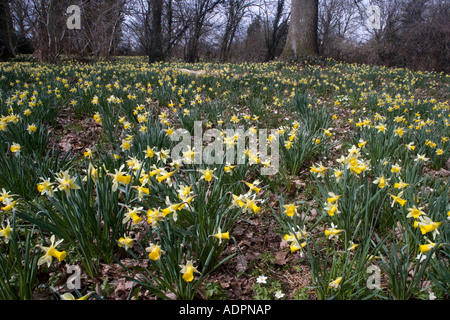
[60,292,93,300]
[199,168,217,182]
[0,223,12,243]
[213,228,230,244]
[118,236,134,250]
[373,176,389,189]
[283,203,298,217]
[55,170,81,196]
[37,235,67,267]
[328,277,343,289]
[10,142,21,155]
[122,207,143,224]
[406,206,425,219]
[111,165,131,192]
[390,193,407,207]
[180,260,200,282]
[146,243,165,261]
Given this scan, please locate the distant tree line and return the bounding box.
[0,0,448,72]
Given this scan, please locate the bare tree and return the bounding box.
[219,0,256,61]
[262,0,290,61]
[183,0,224,62]
[318,0,358,58]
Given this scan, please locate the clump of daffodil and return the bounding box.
[180,260,200,282]
[284,228,308,254]
[37,235,67,267]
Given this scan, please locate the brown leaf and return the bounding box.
[274,251,287,266]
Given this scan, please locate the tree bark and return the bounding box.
[281,0,319,59]
[149,0,164,63]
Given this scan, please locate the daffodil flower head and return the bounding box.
[37,235,67,267]
[179,260,200,282]
[328,277,343,289]
[198,168,217,182]
[60,292,93,300]
[213,228,230,244]
[0,222,12,243]
[283,203,298,217]
[146,243,165,261]
[118,236,134,250]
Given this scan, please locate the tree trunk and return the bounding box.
[0,0,15,61]
[149,0,164,63]
[281,0,319,59]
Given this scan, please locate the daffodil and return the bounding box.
[283,203,298,217]
[324,202,340,216]
[156,148,170,164]
[414,154,429,162]
[10,142,21,155]
[118,236,134,250]
[373,176,389,189]
[390,193,407,207]
[146,208,164,227]
[37,178,55,197]
[60,292,93,300]
[199,168,217,182]
[328,277,343,289]
[244,180,262,193]
[324,223,343,240]
[416,216,442,239]
[37,235,67,267]
[327,192,341,203]
[406,206,425,219]
[146,243,165,261]
[122,207,143,224]
[419,242,436,254]
[0,223,12,243]
[213,228,230,244]
[391,163,402,174]
[111,165,132,192]
[180,260,200,282]
[27,124,37,134]
[55,170,81,196]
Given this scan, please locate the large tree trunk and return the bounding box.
[281,0,319,59]
[0,0,15,61]
[149,0,164,63]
